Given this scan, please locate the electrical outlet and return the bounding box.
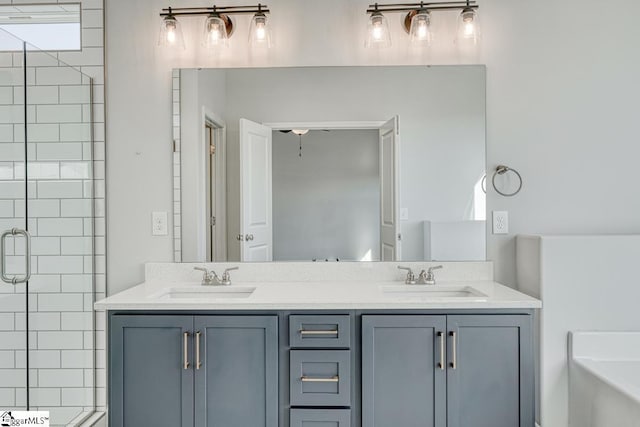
[152,211,168,236]
[492,211,509,234]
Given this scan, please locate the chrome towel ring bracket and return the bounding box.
[491,165,523,197]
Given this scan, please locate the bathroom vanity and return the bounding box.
[96,262,540,427]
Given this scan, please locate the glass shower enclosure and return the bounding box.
[0,28,96,425]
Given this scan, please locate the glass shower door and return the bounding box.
[0,28,29,413]
[0,29,96,426]
[25,43,95,425]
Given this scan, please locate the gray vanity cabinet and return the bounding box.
[109,311,534,427]
[361,315,447,427]
[194,316,279,427]
[446,315,534,427]
[110,315,194,427]
[109,314,278,427]
[361,314,534,427]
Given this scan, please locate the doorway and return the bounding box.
[204,118,227,262]
[237,119,401,262]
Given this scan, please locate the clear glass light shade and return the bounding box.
[365,12,391,48]
[409,10,432,45]
[158,16,185,49]
[203,15,229,48]
[456,8,481,44]
[248,13,272,48]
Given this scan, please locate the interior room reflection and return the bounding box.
[176,65,486,263]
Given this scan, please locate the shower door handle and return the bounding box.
[0,228,32,285]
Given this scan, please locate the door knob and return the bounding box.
[236,234,244,241]
[245,234,254,241]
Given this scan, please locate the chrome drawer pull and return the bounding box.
[183,332,190,370]
[195,331,202,370]
[449,331,457,370]
[301,376,339,383]
[299,329,339,336]
[437,331,445,370]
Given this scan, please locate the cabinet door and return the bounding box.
[362,315,447,427]
[447,315,534,427]
[194,315,278,427]
[110,315,194,427]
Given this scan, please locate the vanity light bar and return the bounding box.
[159,4,270,17]
[158,3,272,50]
[365,0,481,48]
[365,1,477,13]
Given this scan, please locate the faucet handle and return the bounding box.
[397,266,416,285]
[427,265,443,274]
[420,265,443,285]
[221,266,239,286]
[194,267,219,285]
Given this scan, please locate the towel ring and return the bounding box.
[492,165,522,197]
[480,174,487,194]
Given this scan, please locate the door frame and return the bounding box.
[264,120,386,131]
[199,108,227,261]
[265,120,397,262]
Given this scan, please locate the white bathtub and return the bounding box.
[569,332,640,427]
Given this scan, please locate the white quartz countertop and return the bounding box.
[95,280,541,311]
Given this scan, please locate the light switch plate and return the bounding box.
[492,211,509,234]
[400,208,409,221]
[152,211,168,236]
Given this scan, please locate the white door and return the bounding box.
[380,116,401,261]
[240,118,273,261]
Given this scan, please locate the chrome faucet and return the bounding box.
[397,266,417,284]
[418,265,443,285]
[194,266,239,286]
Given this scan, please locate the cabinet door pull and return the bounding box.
[183,332,190,370]
[299,329,339,336]
[195,331,202,370]
[300,376,339,383]
[437,331,445,370]
[449,331,457,369]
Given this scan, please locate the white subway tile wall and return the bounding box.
[173,70,181,261]
[0,0,105,425]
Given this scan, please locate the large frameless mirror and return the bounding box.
[173,65,486,263]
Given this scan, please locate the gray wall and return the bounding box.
[106,0,640,294]
[272,129,380,261]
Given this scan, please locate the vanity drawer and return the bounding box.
[290,409,351,427]
[289,315,351,348]
[289,350,351,407]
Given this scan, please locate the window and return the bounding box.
[0,3,81,51]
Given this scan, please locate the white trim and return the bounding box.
[198,107,227,261]
[264,120,386,130]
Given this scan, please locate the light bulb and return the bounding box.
[255,21,266,41]
[167,25,176,43]
[365,12,391,48]
[158,15,185,49]
[203,14,228,48]
[249,12,272,48]
[456,7,480,45]
[409,10,432,46]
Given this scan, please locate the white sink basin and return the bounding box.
[380,285,488,301]
[155,286,256,300]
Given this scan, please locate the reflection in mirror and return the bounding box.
[174,66,486,263]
